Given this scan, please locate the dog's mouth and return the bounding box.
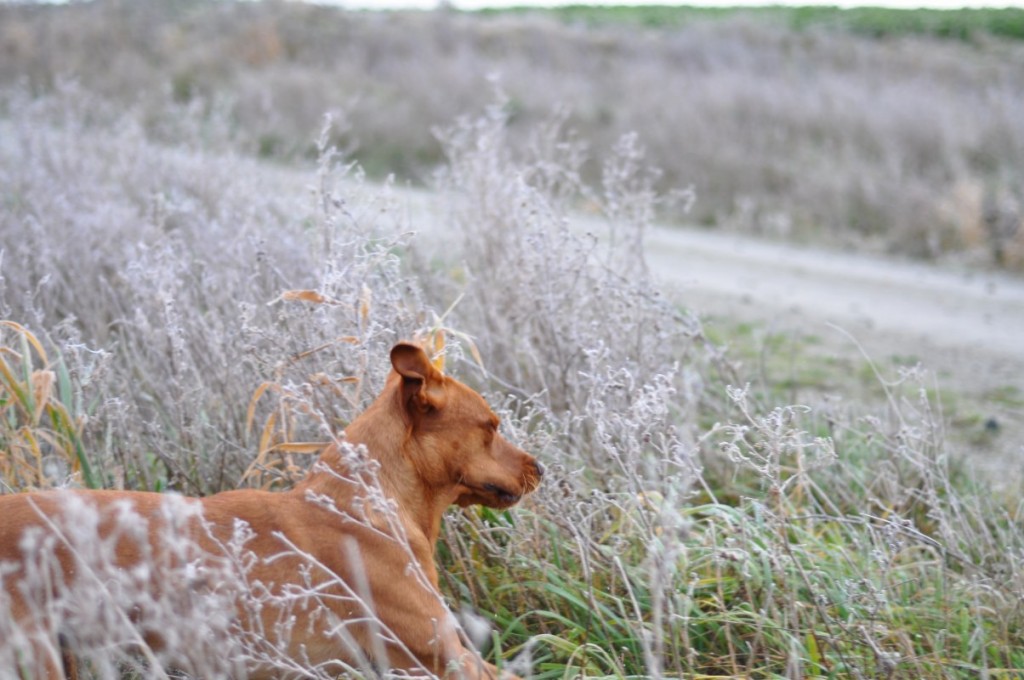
[458,483,522,508]
[482,483,521,506]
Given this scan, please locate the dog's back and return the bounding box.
[0,342,541,679]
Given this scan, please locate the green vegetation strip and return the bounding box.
[477,5,1024,41]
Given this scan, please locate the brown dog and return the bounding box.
[0,342,543,679]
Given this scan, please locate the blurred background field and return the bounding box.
[2,0,1023,268]
[2,1,1024,677]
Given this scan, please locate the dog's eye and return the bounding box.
[481,418,498,443]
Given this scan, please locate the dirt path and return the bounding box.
[643,224,1024,394]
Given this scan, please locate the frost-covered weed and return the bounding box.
[0,84,430,493]
[427,102,707,662]
[432,93,705,432]
[0,494,245,678]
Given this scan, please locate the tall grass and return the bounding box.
[2,48,1023,680]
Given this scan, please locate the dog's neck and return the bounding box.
[294,384,454,548]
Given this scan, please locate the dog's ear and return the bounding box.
[391,342,448,413]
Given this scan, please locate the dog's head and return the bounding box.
[389,342,543,509]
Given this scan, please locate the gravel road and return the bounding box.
[643,224,1024,395]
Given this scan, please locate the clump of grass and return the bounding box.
[0,321,95,490]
